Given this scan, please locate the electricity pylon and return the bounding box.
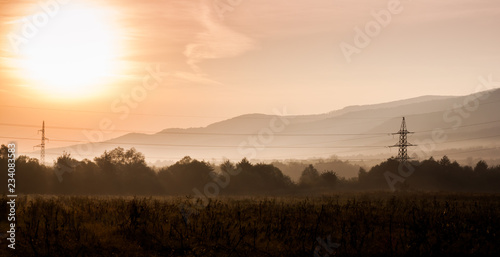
[34,121,48,164]
[390,117,415,162]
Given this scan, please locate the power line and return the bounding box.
[280,134,388,147]
[1,124,499,150]
[438,147,500,156]
[0,136,388,149]
[1,118,499,137]
[0,122,389,136]
[439,134,500,144]
[414,120,500,133]
[1,115,499,165]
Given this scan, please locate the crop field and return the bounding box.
[1,192,499,257]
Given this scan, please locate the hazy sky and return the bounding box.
[1,0,500,155]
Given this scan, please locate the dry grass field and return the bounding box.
[1,192,499,256]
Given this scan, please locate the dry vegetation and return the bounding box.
[1,192,499,256]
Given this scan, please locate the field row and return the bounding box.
[1,193,499,256]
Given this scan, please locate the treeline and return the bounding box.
[357,156,500,191]
[0,146,299,195]
[1,145,499,195]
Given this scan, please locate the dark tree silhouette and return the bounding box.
[299,164,320,187]
[1,144,499,195]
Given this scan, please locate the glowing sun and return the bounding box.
[19,4,121,98]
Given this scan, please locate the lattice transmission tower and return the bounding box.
[390,117,415,162]
[34,121,48,164]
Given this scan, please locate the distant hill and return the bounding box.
[46,89,500,171]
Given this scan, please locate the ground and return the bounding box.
[0,192,499,256]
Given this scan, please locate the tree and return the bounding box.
[94,150,114,175]
[16,155,51,193]
[474,160,488,173]
[439,155,451,166]
[299,164,320,187]
[159,156,213,193]
[221,160,236,174]
[93,147,156,194]
[54,152,79,185]
[94,147,146,167]
[320,170,338,187]
[94,147,147,174]
[0,144,8,159]
[236,158,252,171]
[358,167,368,182]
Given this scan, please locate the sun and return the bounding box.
[18,4,121,99]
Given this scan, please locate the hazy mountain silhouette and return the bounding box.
[47,89,500,166]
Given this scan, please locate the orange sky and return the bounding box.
[1,0,500,160]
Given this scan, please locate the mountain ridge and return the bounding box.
[42,89,500,165]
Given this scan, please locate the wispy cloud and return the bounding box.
[183,0,257,73]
